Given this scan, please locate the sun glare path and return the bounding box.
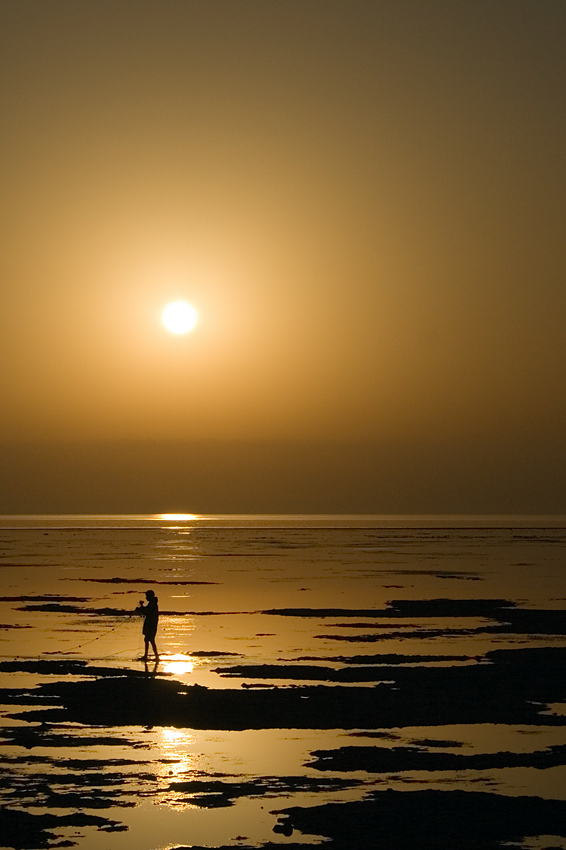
[162,300,198,334]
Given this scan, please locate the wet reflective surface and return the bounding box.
[1,515,566,848]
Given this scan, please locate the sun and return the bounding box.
[161,301,198,335]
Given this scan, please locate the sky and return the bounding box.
[0,0,565,514]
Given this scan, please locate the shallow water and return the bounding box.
[1,515,566,849]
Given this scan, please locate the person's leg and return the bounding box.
[143,638,149,661]
[151,639,159,660]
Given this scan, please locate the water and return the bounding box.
[1,515,566,849]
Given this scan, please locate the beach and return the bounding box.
[1,515,566,849]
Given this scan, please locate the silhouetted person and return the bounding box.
[137,590,159,662]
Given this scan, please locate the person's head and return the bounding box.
[145,590,156,601]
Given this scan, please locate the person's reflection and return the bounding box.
[144,658,159,677]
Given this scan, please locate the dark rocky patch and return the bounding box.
[266,598,566,639]
[8,646,566,730]
[435,574,483,580]
[0,766,152,809]
[348,731,401,740]
[0,808,127,849]
[81,577,219,585]
[346,732,464,747]
[410,737,465,748]
[0,596,88,602]
[316,627,491,641]
[494,608,566,635]
[0,755,149,768]
[262,600,514,619]
[190,651,242,657]
[170,845,309,850]
[263,607,394,618]
[167,775,356,808]
[307,743,566,772]
[296,654,471,664]
[213,664,398,682]
[17,604,127,615]
[0,659,170,678]
[0,659,95,676]
[16,604,211,617]
[385,570,484,580]
[273,789,566,849]
[1,725,148,750]
[324,622,420,629]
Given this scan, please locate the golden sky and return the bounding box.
[0,1,565,512]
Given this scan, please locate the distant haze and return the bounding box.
[0,1,565,513]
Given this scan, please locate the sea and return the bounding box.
[1,514,566,850]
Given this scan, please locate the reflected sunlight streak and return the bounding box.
[161,653,195,676]
[157,727,200,784]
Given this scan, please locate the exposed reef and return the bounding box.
[272,789,566,849]
[307,743,566,772]
[0,809,126,850]
[3,595,566,850]
[80,577,219,585]
[4,646,566,731]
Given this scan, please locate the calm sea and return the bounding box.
[1,515,566,849]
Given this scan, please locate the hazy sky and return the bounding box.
[1,1,565,513]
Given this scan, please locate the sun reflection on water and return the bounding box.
[161,653,195,676]
[157,727,199,783]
